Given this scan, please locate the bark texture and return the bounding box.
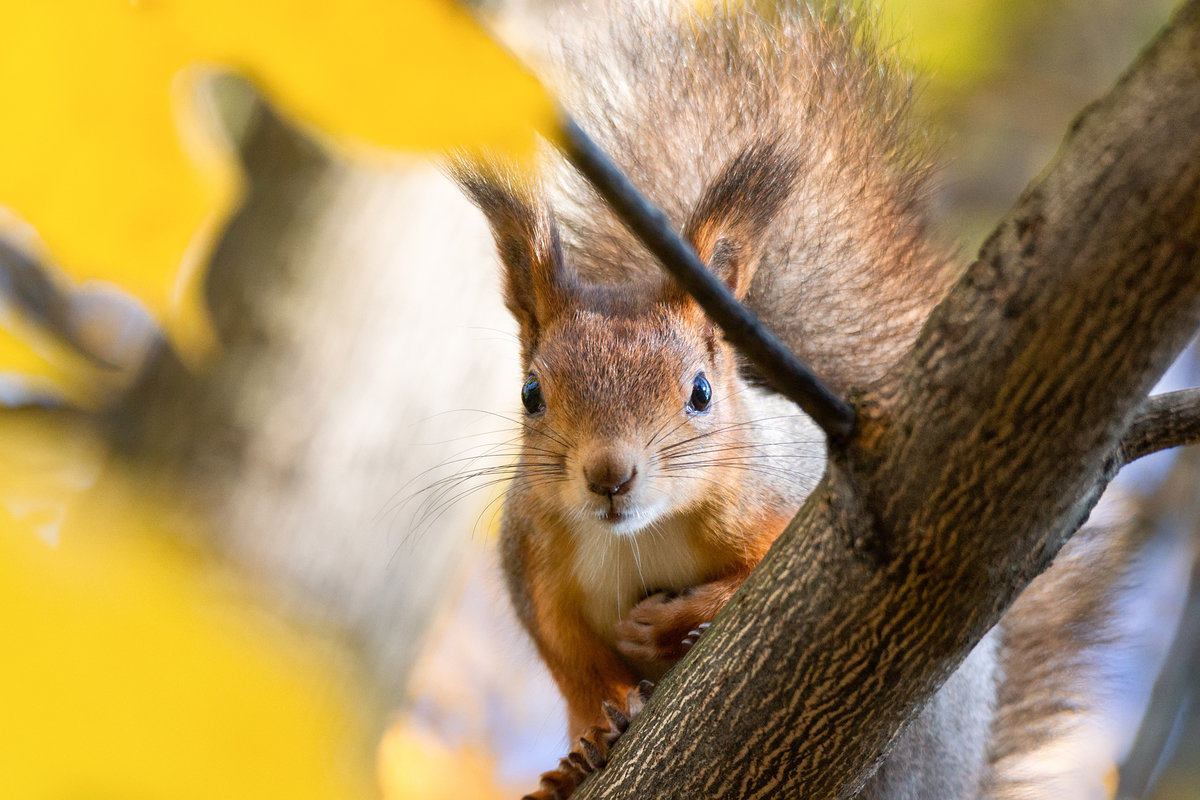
[572,2,1200,797]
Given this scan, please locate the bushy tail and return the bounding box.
[542,0,956,392]
[982,490,1182,800]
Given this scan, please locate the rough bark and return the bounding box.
[573,1,1200,797]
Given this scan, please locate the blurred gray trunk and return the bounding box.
[108,92,515,715]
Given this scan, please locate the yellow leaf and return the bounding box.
[0,0,555,362]
[0,411,377,799]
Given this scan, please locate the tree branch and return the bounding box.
[572,0,1200,796]
[1120,388,1200,465]
[557,116,856,442]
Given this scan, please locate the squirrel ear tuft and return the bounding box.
[681,138,800,301]
[450,160,573,358]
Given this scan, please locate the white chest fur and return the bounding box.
[569,514,705,645]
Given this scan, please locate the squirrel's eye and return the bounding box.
[688,372,712,413]
[522,374,546,415]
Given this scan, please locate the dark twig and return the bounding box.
[0,239,113,366]
[557,115,857,442]
[0,240,76,347]
[1120,388,1200,466]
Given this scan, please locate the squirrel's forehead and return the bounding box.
[534,309,699,382]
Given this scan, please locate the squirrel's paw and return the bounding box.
[522,682,654,800]
[615,589,713,663]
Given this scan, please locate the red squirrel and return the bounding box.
[460,136,823,746]
[456,1,1136,797]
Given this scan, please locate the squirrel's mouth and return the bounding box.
[574,485,668,536]
[596,509,645,536]
[591,500,666,536]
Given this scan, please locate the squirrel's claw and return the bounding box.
[601,700,630,733]
[521,730,607,800]
[523,683,657,800]
[628,680,654,717]
[681,621,713,651]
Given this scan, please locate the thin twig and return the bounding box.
[1120,388,1200,466]
[557,115,857,442]
[0,239,114,366]
[0,240,74,344]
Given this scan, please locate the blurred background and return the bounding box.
[0,0,1194,798]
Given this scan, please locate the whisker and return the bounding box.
[446,407,577,451]
[666,445,827,461]
[659,461,823,483]
[630,533,649,598]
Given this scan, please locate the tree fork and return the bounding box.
[573,1,1200,797]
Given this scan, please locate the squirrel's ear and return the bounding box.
[451,163,572,355]
[681,138,799,301]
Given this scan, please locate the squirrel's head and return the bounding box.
[456,140,799,536]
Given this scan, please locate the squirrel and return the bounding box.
[455,1,1139,797]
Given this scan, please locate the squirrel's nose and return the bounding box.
[584,462,637,498]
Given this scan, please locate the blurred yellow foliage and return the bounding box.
[0,0,553,364]
[0,411,377,798]
[883,0,1036,91]
[378,720,507,800]
[0,323,89,402]
[0,3,558,796]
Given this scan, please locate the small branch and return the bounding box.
[1121,388,1200,465]
[557,115,857,442]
